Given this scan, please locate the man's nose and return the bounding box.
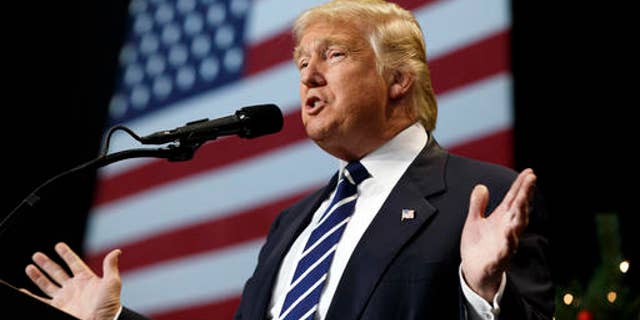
[301,59,326,88]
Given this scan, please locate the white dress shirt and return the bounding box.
[267,123,505,320]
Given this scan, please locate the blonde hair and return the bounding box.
[293,0,438,131]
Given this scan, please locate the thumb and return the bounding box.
[466,184,489,222]
[103,249,122,280]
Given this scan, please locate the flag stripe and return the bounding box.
[86,141,335,253]
[449,127,513,168]
[94,30,509,207]
[88,189,312,273]
[119,240,262,314]
[246,0,327,44]
[430,30,509,94]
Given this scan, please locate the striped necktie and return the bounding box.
[278,161,370,320]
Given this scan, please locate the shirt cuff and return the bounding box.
[458,264,506,320]
[113,305,123,320]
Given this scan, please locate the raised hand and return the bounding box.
[23,242,123,320]
[460,169,537,302]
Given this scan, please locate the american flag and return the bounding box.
[85,0,513,318]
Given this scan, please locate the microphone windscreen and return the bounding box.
[237,104,284,138]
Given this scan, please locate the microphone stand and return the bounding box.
[0,141,201,238]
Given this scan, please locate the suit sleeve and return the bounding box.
[117,307,151,320]
[497,188,555,319]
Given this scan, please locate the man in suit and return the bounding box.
[23,0,553,319]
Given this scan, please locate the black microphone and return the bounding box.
[140,104,283,145]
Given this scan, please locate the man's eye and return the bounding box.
[327,50,346,63]
[299,61,308,69]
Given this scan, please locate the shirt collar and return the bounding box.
[338,122,428,179]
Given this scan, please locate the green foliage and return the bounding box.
[554,213,639,319]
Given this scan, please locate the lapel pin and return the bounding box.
[401,209,415,221]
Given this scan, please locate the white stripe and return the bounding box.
[86,141,334,253]
[121,239,262,314]
[100,0,508,177]
[434,72,513,147]
[343,168,355,185]
[316,194,356,225]
[289,245,337,294]
[246,0,327,44]
[280,274,327,319]
[298,305,318,320]
[87,73,512,253]
[416,0,510,58]
[302,217,349,259]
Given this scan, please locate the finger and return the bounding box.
[32,252,71,285]
[25,263,59,297]
[466,184,489,223]
[55,242,94,277]
[19,287,52,304]
[507,229,520,255]
[513,174,537,230]
[103,249,122,281]
[501,168,533,209]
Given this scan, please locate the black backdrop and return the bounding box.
[1,0,635,306]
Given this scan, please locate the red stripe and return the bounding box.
[93,111,306,206]
[429,30,510,94]
[150,295,240,320]
[244,0,442,76]
[391,0,441,10]
[245,31,294,76]
[449,128,514,168]
[94,30,509,207]
[88,189,313,273]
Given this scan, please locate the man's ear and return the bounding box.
[389,69,414,100]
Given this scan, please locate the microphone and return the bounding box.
[140,104,283,145]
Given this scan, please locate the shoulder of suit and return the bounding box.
[445,153,518,185]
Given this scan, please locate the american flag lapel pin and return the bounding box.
[401,209,415,221]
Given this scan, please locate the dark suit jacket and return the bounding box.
[119,139,554,320]
[233,139,554,319]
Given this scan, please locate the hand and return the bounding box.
[23,242,123,320]
[460,169,536,302]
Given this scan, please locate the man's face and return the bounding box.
[296,22,390,160]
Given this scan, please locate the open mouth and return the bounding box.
[305,96,326,114]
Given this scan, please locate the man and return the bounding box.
[23,1,553,319]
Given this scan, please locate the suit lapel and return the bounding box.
[248,174,338,319]
[326,139,448,320]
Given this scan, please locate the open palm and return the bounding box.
[460,169,536,301]
[24,242,122,320]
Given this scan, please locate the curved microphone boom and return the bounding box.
[140,104,283,145]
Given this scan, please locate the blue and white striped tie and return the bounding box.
[278,161,370,320]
